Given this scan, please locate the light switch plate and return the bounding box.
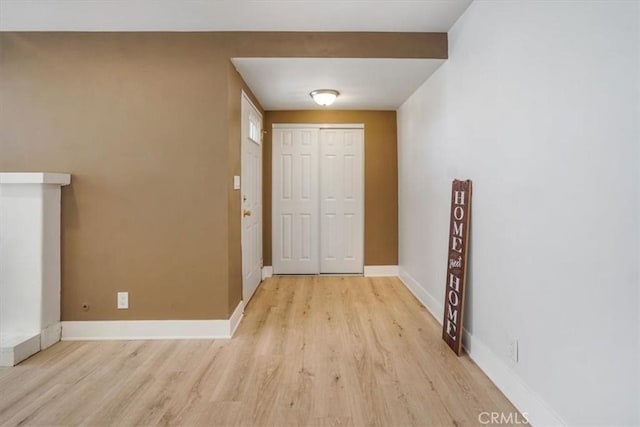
[233,175,240,190]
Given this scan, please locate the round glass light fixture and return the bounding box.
[310,89,339,107]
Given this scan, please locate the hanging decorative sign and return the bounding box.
[442,179,472,356]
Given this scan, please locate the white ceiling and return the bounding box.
[0,0,472,32]
[232,58,446,110]
[0,0,471,110]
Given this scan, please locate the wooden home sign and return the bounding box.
[442,179,472,356]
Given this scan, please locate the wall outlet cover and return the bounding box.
[117,292,129,309]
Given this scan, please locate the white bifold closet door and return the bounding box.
[272,126,364,275]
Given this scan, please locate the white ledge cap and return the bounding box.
[0,173,71,185]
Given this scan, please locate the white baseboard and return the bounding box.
[40,322,61,350]
[263,265,398,278]
[229,299,244,336]
[0,323,62,366]
[364,265,399,277]
[398,268,443,322]
[62,301,244,341]
[463,330,565,426]
[0,334,41,367]
[397,267,565,427]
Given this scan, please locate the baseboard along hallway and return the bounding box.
[0,276,519,425]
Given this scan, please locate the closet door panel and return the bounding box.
[272,128,320,274]
[320,129,364,274]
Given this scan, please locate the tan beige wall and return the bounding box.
[214,32,447,59]
[0,32,438,320]
[263,111,398,267]
[0,33,232,320]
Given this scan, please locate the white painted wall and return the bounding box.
[398,1,639,425]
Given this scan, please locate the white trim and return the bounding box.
[364,265,399,277]
[463,330,565,426]
[398,268,443,322]
[229,300,244,336]
[62,301,244,341]
[0,334,41,367]
[272,123,364,129]
[262,266,273,279]
[0,322,62,366]
[61,321,232,341]
[397,267,565,427]
[40,322,62,350]
[241,90,262,120]
[0,172,71,185]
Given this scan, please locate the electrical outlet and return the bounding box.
[508,338,519,363]
[117,292,129,309]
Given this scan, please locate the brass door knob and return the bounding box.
[243,210,252,217]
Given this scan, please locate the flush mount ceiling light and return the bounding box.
[310,89,340,107]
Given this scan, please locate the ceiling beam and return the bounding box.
[220,32,447,59]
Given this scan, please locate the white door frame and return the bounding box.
[241,91,263,303]
[271,123,365,275]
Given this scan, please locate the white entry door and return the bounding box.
[272,127,320,274]
[319,129,364,274]
[272,125,364,275]
[241,93,263,303]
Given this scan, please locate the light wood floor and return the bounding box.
[0,276,519,426]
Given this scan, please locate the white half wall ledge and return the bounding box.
[0,172,71,185]
[397,268,565,427]
[0,172,71,366]
[363,265,399,277]
[61,301,244,341]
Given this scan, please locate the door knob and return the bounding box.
[243,210,252,217]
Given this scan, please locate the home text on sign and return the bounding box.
[442,179,472,356]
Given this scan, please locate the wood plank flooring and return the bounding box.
[0,276,520,426]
